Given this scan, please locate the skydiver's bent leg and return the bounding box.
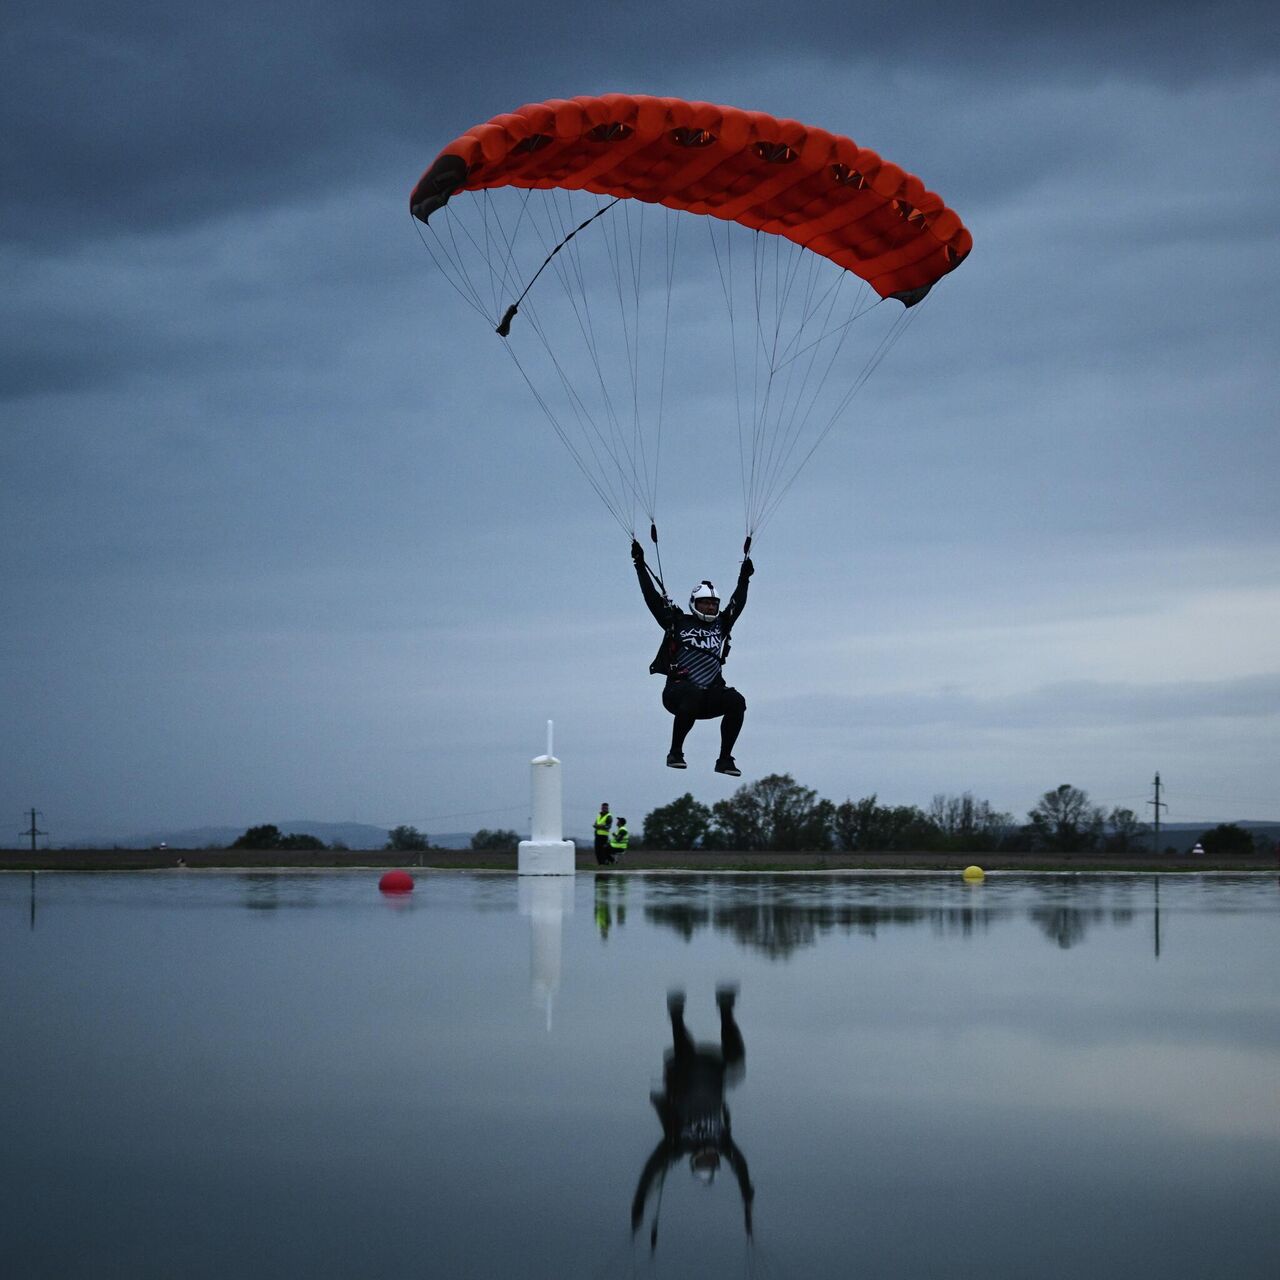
[717,985,746,1086]
[709,686,746,756]
[663,683,746,769]
[662,683,707,763]
[667,989,695,1061]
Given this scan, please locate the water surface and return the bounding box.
[2,871,1277,1278]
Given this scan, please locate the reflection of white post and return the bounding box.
[517,720,576,876]
[519,876,574,1030]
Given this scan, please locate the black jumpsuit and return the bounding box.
[634,557,751,759]
[631,989,754,1240]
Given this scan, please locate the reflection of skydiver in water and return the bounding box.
[632,986,754,1246]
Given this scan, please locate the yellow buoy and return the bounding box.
[963,865,985,881]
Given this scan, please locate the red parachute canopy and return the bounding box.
[411,93,971,305]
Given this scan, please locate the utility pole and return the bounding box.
[23,809,46,853]
[1147,774,1167,855]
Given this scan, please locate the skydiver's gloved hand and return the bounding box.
[631,538,645,565]
[742,556,754,578]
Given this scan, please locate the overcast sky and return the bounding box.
[3,1,1278,844]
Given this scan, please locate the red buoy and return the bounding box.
[379,869,415,894]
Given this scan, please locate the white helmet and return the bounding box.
[690,1149,721,1184]
[689,580,720,621]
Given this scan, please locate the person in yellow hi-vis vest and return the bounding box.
[594,803,613,865]
[607,817,630,865]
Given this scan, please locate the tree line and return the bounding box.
[228,824,521,852]
[638,777,1272,855]
[384,825,520,852]
[227,796,1269,857]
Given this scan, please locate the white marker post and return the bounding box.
[517,720,576,876]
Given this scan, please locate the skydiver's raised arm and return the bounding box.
[722,556,754,628]
[632,539,676,627]
[724,1135,755,1238]
[630,1139,673,1233]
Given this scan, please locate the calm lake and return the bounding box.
[2,871,1278,1279]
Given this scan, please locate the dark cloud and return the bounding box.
[5,2,1276,245]
[3,1,1278,833]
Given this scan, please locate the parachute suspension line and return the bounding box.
[746,228,808,530]
[742,230,793,533]
[600,196,647,529]
[767,288,883,373]
[752,260,863,530]
[764,245,830,496]
[704,214,908,537]
[417,198,646,530]
[652,209,680,526]
[557,191,655,524]
[753,284,869,532]
[527,190,650,523]
[707,219,750,541]
[759,268,862,520]
[509,193,647,526]
[747,231,767,535]
[553,190,653,520]
[750,232,813,531]
[498,338,633,538]
[753,299,922,535]
[526,312,635,524]
[495,197,621,337]
[412,215,492,325]
[620,198,658,525]
[480,188,538,324]
[592,193,665,530]
[474,188,640,526]
[537,193,631,502]
[443,198,511,318]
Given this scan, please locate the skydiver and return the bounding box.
[631,539,752,776]
[631,987,754,1248]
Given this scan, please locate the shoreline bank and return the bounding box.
[3,849,1276,874]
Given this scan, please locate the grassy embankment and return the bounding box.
[2,848,1276,873]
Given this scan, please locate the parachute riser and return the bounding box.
[637,526,750,601]
[646,521,669,601]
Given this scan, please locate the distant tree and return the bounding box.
[471,828,519,852]
[232,823,283,849]
[278,832,326,851]
[386,825,430,852]
[832,795,942,851]
[642,793,712,850]
[1028,785,1104,852]
[710,774,833,852]
[1198,823,1255,857]
[1104,807,1149,853]
[927,792,1014,851]
[832,795,877,851]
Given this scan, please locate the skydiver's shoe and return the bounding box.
[714,756,741,777]
[666,751,687,769]
[716,983,739,1010]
